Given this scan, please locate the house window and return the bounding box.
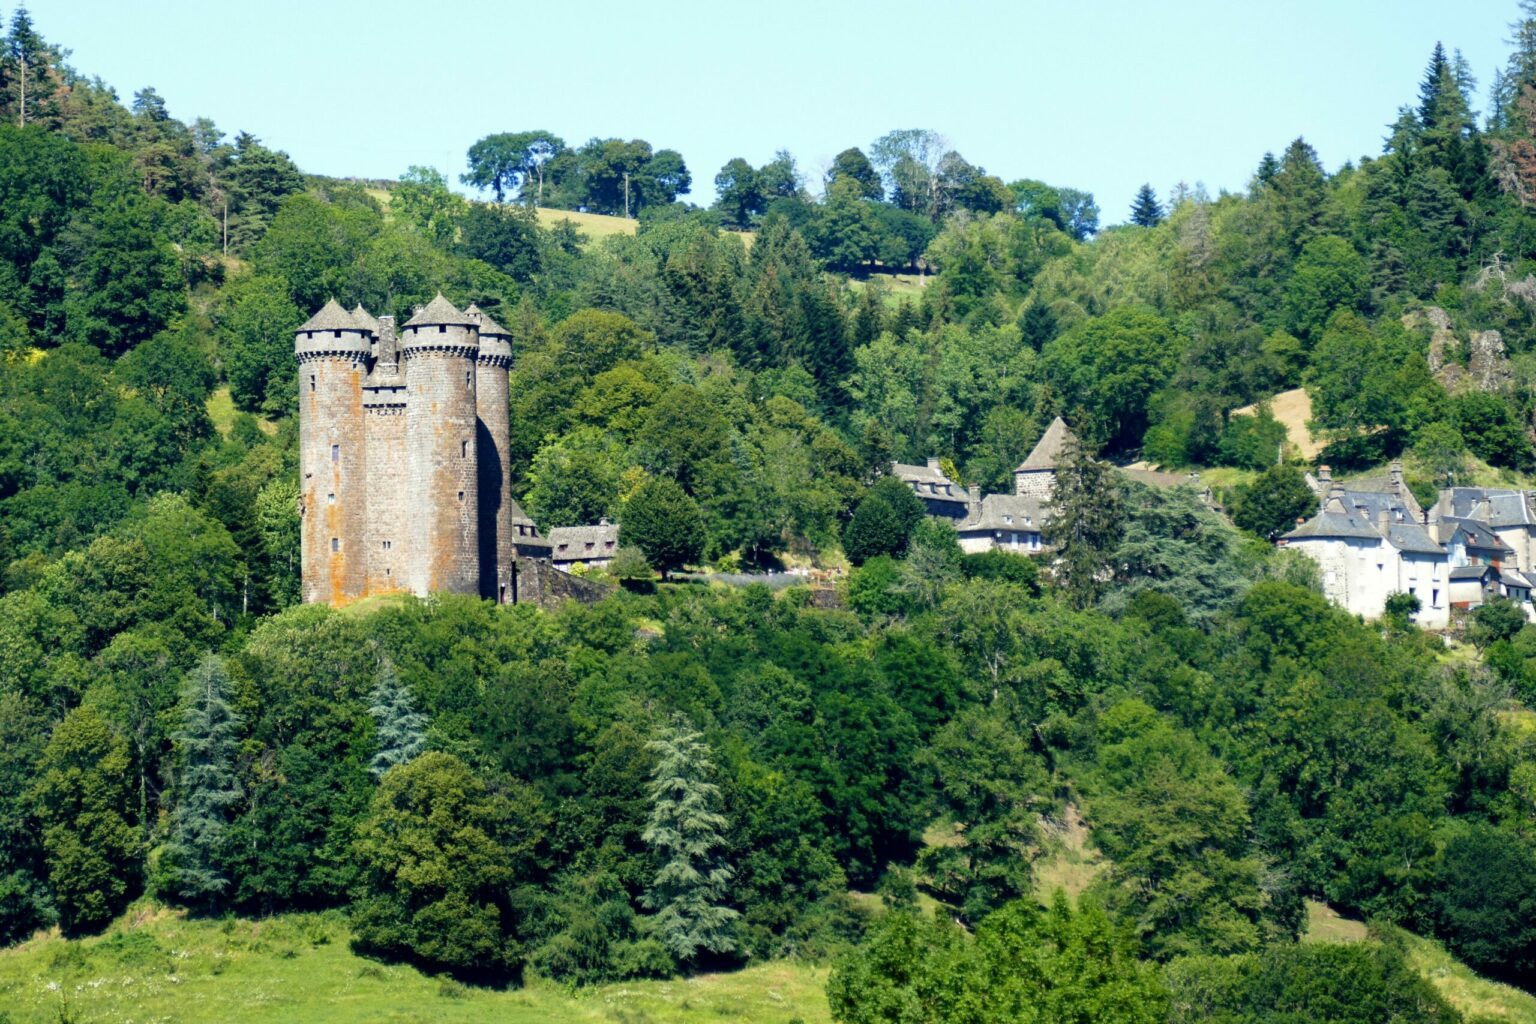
[331,537,340,552]
[331,444,339,463]
[1432,588,1440,605]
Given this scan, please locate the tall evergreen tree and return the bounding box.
[1129,184,1164,227]
[642,716,738,964]
[368,658,427,780]
[158,655,241,910]
[1045,436,1124,608]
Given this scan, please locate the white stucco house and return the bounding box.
[1281,490,1449,628]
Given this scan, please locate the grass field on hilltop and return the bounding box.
[0,905,831,1024]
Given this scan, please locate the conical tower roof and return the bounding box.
[1016,416,1076,472]
[404,292,474,328]
[465,303,510,338]
[351,304,382,334]
[298,299,361,333]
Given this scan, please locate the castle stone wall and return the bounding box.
[476,336,514,602]
[402,322,480,595]
[297,330,370,605]
[363,384,408,595]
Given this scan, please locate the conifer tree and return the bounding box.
[642,716,738,964]
[1129,183,1164,227]
[368,658,427,780]
[1046,436,1124,609]
[158,655,241,910]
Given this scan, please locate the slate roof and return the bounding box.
[959,493,1047,532]
[549,521,620,559]
[1384,521,1446,556]
[465,303,511,338]
[1439,516,1514,552]
[1445,487,1536,528]
[1016,417,1075,472]
[1451,564,1496,581]
[351,304,382,334]
[298,299,362,333]
[404,293,474,328]
[1500,569,1533,590]
[1333,488,1410,521]
[891,462,969,503]
[891,462,954,486]
[1282,500,1384,542]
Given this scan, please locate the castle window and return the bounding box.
[385,568,391,576]
[309,374,316,392]
[333,330,341,338]
[439,324,446,333]
[327,493,335,504]
[466,371,472,387]
[331,444,339,463]
[458,490,465,502]
[331,537,340,552]
[462,440,469,458]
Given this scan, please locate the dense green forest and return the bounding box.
[7,3,1536,1021]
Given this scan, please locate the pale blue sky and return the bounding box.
[24,1,1519,222]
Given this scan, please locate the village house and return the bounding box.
[1280,478,1450,628]
[548,519,620,571]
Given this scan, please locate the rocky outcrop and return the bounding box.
[1407,306,1512,396]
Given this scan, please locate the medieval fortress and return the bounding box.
[295,294,553,607]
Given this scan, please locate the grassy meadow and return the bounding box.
[0,905,830,1024]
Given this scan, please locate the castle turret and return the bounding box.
[468,305,516,602]
[295,299,371,605]
[359,307,408,596]
[401,294,480,595]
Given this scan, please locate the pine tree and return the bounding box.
[159,655,241,911]
[642,716,738,964]
[1129,184,1164,227]
[1046,435,1124,609]
[1018,301,1058,351]
[368,659,427,780]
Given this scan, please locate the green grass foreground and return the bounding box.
[0,904,831,1024]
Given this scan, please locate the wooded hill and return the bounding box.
[5,3,1536,1022]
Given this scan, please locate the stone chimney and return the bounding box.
[967,485,982,519]
[926,457,943,473]
[377,315,398,370]
[1389,460,1404,497]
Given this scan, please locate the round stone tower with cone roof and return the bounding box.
[468,305,515,602]
[295,299,371,604]
[401,294,480,595]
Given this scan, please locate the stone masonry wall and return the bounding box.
[297,333,369,605]
[363,388,408,596]
[476,340,514,602]
[402,323,480,595]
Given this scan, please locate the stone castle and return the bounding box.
[295,293,556,607]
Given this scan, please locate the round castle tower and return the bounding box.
[295,299,371,605]
[468,305,515,603]
[401,294,480,595]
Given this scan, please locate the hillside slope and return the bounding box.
[0,906,830,1024]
